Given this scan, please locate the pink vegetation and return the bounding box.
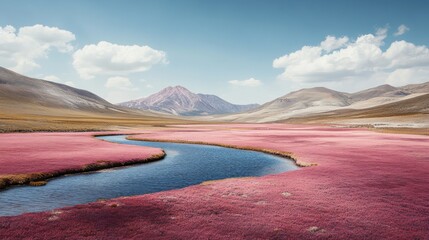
[1,124,429,239]
[0,132,163,182]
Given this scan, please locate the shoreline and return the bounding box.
[126,135,315,168]
[0,152,166,190]
[0,132,167,190]
[0,132,307,191]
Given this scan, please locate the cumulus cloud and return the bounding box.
[394,24,409,36]
[385,68,429,86]
[0,24,75,73]
[73,41,167,79]
[229,78,262,87]
[273,28,429,85]
[105,76,138,91]
[320,36,349,52]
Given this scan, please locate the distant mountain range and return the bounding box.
[286,92,429,127]
[203,82,429,127]
[0,66,428,129]
[119,85,259,116]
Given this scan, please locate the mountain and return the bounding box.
[120,85,259,116]
[349,84,397,102]
[285,93,429,128]
[2,65,427,130]
[346,82,429,109]
[399,81,429,94]
[265,87,351,110]
[0,66,124,113]
[203,87,352,122]
[203,82,429,124]
[0,66,186,132]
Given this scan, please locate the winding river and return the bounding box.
[0,135,298,216]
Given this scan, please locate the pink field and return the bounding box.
[0,132,164,188]
[1,124,429,239]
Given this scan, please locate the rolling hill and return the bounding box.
[202,87,352,122]
[0,67,127,113]
[0,67,191,132]
[286,93,429,128]
[202,82,429,126]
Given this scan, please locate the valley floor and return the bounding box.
[0,124,428,239]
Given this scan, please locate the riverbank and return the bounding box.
[0,132,165,190]
[126,135,315,167]
[1,124,428,239]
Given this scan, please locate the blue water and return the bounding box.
[0,135,298,216]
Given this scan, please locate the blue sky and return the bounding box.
[1,0,429,104]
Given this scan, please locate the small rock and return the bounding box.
[307,226,324,233]
[48,215,59,221]
[48,210,63,221]
[281,192,292,197]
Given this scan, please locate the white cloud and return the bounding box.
[376,27,388,39]
[73,41,167,79]
[104,76,141,103]
[273,29,429,85]
[321,36,349,52]
[385,68,429,86]
[229,78,262,87]
[105,76,138,91]
[0,24,75,73]
[394,24,409,36]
